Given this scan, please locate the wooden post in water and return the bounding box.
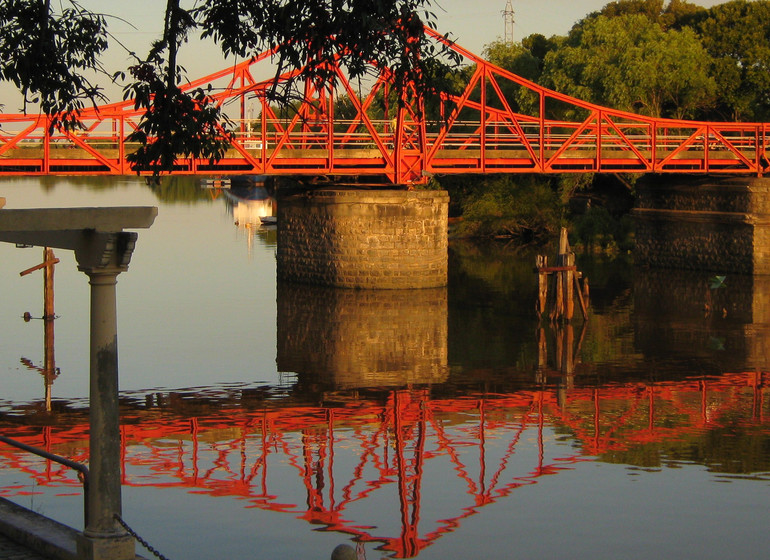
[43,248,56,412]
[552,228,573,322]
[535,327,548,384]
[43,247,55,319]
[19,247,60,411]
[536,255,548,317]
[535,227,588,322]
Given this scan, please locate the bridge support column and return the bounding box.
[276,188,448,289]
[633,175,770,274]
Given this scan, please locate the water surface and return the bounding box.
[0,177,768,560]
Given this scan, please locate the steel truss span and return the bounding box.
[1,28,768,184]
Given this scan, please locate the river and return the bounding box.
[0,176,768,559]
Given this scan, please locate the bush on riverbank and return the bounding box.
[432,173,635,253]
[435,174,564,242]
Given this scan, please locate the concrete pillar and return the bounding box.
[633,175,770,274]
[75,234,137,560]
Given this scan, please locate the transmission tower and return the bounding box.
[503,0,515,43]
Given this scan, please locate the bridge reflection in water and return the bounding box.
[1,271,770,558]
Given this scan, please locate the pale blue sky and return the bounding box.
[93,0,729,64]
[0,0,732,108]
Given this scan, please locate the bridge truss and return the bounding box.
[0,28,768,184]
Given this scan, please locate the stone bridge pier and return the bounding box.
[633,175,770,274]
[276,188,449,289]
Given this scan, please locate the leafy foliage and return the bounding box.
[694,0,770,121]
[1,0,459,175]
[447,175,563,241]
[120,0,232,175]
[195,0,459,105]
[541,13,716,119]
[122,0,459,176]
[482,40,541,115]
[0,0,108,131]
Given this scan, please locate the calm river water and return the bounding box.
[0,176,768,559]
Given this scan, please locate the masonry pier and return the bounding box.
[276,188,449,289]
[634,175,770,274]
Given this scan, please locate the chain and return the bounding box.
[114,514,172,560]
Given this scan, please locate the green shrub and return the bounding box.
[453,175,563,241]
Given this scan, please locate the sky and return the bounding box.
[0,0,731,109]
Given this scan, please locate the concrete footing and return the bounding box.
[0,497,147,560]
[0,497,80,560]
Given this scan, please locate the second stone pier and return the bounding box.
[633,175,770,274]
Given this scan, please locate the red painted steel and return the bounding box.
[0,29,768,184]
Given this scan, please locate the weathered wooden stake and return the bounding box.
[43,247,55,320]
[564,251,575,321]
[552,228,571,321]
[536,255,548,317]
[535,227,588,322]
[573,273,588,320]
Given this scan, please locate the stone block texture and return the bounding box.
[633,175,770,274]
[277,282,448,388]
[277,189,449,288]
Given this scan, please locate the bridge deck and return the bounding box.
[0,131,762,178]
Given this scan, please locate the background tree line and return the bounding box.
[491,0,770,123]
[3,0,766,247]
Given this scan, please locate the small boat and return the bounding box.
[260,216,277,225]
[200,177,231,188]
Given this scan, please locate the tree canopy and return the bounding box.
[481,0,770,123]
[4,0,770,178]
[0,0,108,130]
[541,13,716,119]
[694,0,770,121]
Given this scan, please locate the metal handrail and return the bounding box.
[0,434,90,526]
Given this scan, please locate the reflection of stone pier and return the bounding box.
[277,283,448,388]
[633,268,770,370]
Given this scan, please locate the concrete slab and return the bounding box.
[0,499,147,560]
[0,207,157,233]
[0,533,50,560]
[0,497,79,560]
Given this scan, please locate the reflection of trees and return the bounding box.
[16,175,212,203]
[146,176,211,203]
[448,241,642,377]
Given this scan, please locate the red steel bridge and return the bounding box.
[1,28,769,184]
